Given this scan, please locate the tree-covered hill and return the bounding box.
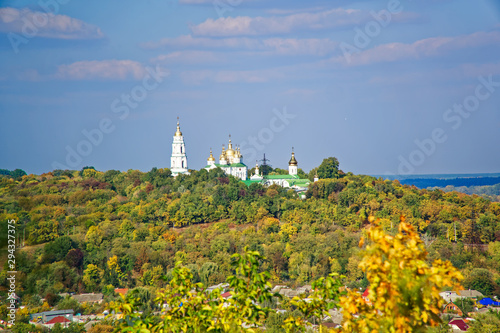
[429,183,500,202]
[0,164,499,321]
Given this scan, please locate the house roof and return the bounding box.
[241,180,263,186]
[46,316,71,324]
[287,179,310,185]
[446,301,462,309]
[362,289,369,297]
[479,297,500,306]
[221,292,232,298]
[449,318,469,331]
[458,289,483,298]
[264,174,299,179]
[114,288,129,296]
[72,293,103,303]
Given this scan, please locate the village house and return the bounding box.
[444,301,464,316]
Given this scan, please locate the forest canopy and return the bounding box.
[0,161,499,331]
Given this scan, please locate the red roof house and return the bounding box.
[444,302,463,316]
[449,318,469,331]
[46,316,71,325]
[221,292,232,299]
[362,288,372,305]
[114,288,129,296]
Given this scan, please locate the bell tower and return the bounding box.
[288,147,298,176]
[170,117,189,176]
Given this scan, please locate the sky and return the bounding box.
[0,0,499,176]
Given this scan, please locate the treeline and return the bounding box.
[0,169,27,179]
[430,183,500,202]
[0,164,500,324]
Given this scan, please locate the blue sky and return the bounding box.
[1,0,499,176]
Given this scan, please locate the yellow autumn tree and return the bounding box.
[340,217,463,333]
[107,255,127,287]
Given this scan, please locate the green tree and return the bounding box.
[463,268,496,296]
[10,169,27,179]
[56,296,82,314]
[199,261,218,286]
[468,310,500,333]
[110,248,279,332]
[83,264,104,292]
[316,157,340,179]
[65,248,84,268]
[43,236,76,263]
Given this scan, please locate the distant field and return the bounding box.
[399,176,500,189]
[376,173,500,180]
[372,173,500,189]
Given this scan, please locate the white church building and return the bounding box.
[170,119,311,190]
[245,149,311,190]
[204,135,248,180]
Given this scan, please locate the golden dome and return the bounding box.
[289,150,298,166]
[226,135,235,158]
[207,148,215,162]
[175,117,182,137]
[219,145,227,160]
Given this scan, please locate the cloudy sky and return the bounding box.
[1,0,499,176]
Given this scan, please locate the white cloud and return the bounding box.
[333,30,500,66]
[366,62,500,86]
[180,68,283,85]
[151,50,222,64]
[265,7,327,15]
[189,8,367,36]
[142,35,254,49]
[54,60,147,80]
[17,61,150,81]
[213,70,272,83]
[260,38,337,56]
[179,70,213,85]
[0,7,104,39]
[143,35,337,56]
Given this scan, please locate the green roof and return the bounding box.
[230,163,247,168]
[264,174,299,179]
[242,180,263,186]
[241,177,310,187]
[287,179,311,187]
